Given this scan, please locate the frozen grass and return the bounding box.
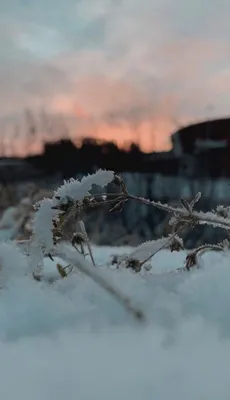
[0,246,230,398]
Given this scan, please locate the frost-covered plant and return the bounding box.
[28,170,230,275]
[1,169,230,321]
[27,170,146,321]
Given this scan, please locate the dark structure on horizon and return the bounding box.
[26,137,177,178]
[171,117,230,178]
[1,117,230,182]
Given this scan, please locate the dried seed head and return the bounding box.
[169,236,184,252]
[72,232,85,246]
[82,196,97,210]
[126,259,142,273]
[185,252,197,271]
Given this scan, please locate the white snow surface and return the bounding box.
[1,245,230,399]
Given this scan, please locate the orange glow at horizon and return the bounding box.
[42,75,181,154]
[1,92,179,157]
[48,81,178,153]
[3,117,175,157]
[70,116,175,153]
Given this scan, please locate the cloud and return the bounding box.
[1,0,230,152]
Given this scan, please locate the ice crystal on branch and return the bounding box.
[54,170,115,204]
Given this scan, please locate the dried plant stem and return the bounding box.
[78,220,96,267]
[127,194,230,230]
[193,243,224,256]
[85,191,230,232]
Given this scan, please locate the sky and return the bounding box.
[1,0,230,155]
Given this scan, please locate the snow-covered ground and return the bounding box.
[1,245,230,399]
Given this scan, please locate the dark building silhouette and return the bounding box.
[171,117,230,178]
[172,118,230,155]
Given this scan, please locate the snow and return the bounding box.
[0,245,230,398]
[0,247,230,400]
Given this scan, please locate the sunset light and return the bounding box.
[1,0,230,156]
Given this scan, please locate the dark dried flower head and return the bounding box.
[169,236,184,252]
[185,252,197,271]
[82,196,97,210]
[72,232,85,246]
[126,259,142,273]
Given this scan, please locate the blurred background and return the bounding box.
[1,0,230,247]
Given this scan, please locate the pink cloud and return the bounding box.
[2,0,230,154]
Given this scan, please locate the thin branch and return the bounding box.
[78,220,96,267]
[128,194,230,230]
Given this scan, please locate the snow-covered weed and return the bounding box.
[0,171,230,398]
[0,169,230,320]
